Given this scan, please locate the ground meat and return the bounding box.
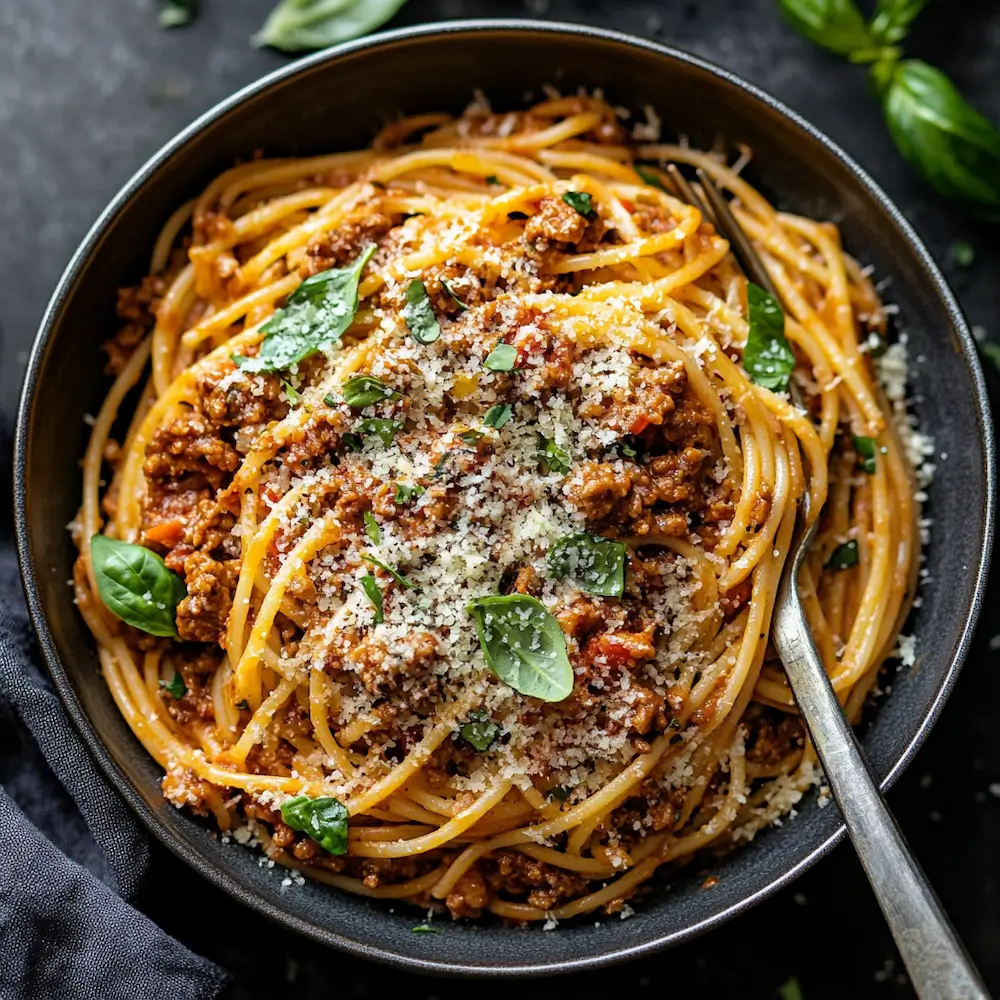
[483,850,589,911]
[524,196,588,246]
[445,867,491,919]
[102,276,166,375]
[744,707,805,770]
[596,360,687,435]
[198,363,287,428]
[303,209,396,275]
[346,629,440,698]
[163,647,219,725]
[144,410,241,491]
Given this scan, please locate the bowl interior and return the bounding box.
[15,21,992,975]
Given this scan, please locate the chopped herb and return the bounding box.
[323,393,337,407]
[158,0,197,28]
[548,533,627,598]
[354,417,404,447]
[635,164,668,192]
[549,785,571,803]
[827,539,860,571]
[460,429,483,444]
[402,279,442,344]
[866,332,889,357]
[744,283,795,393]
[362,553,416,590]
[853,434,877,474]
[342,432,363,453]
[235,698,251,712]
[562,190,595,217]
[341,374,402,408]
[90,535,185,638]
[467,594,574,703]
[441,279,469,311]
[507,211,529,221]
[483,343,518,372]
[159,672,187,700]
[950,241,976,267]
[280,795,349,855]
[411,924,440,934]
[394,483,425,504]
[670,732,685,745]
[281,380,300,405]
[239,245,375,373]
[485,174,500,185]
[360,573,383,623]
[483,403,513,429]
[538,436,571,475]
[458,709,502,751]
[620,441,638,459]
[363,511,381,544]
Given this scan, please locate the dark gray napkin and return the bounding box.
[0,432,229,1000]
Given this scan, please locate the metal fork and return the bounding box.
[657,163,990,1000]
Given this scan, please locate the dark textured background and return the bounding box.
[2,1,999,997]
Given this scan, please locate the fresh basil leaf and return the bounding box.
[159,0,197,28]
[239,245,376,373]
[460,430,484,444]
[441,279,469,312]
[880,60,1000,220]
[459,709,502,751]
[547,533,627,598]
[360,573,384,623]
[342,432,364,453]
[635,165,669,192]
[362,553,416,590]
[466,594,574,703]
[776,0,879,58]
[827,539,860,570]
[280,795,349,854]
[363,511,381,544]
[411,924,440,934]
[402,279,442,344]
[483,343,518,372]
[159,672,187,699]
[562,191,595,217]
[341,374,402,408]
[538,436,571,475]
[483,403,513,429]
[870,0,929,44]
[853,434,877,474]
[744,283,795,393]
[90,535,186,638]
[355,417,404,447]
[394,482,425,504]
[254,0,410,52]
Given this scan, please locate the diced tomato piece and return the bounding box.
[145,520,184,548]
[620,199,634,213]
[629,414,650,435]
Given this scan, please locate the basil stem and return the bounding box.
[279,795,349,854]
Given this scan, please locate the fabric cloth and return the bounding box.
[0,429,229,1000]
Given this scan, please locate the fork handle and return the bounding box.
[774,603,990,1000]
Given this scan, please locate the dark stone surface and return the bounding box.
[2,1,998,997]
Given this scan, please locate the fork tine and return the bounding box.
[665,164,711,219]
[695,167,779,299]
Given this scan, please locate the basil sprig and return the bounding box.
[279,795,349,855]
[467,594,574,703]
[255,0,410,52]
[340,374,402,408]
[743,283,795,393]
[402,279,442,345]
[548,533,627,598]
[90,535,186,637]
[239,245,375,373]
[458,709,502,752]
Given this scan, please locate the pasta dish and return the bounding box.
[74,94,920,923]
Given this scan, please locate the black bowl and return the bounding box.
[14,19,995,976]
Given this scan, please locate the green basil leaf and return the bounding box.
[411,924,440,934]
[485,175,500,186]
[880,60,1000,219]
[483,343,518,372]
[562,191,595,217]
[362,554,416,590]
[158,0,197,27]
[777,0,879,58]
[460,429,484,444]
[402,279,442,344]
[342,432,364,453]
[341,374,402,408]
[549,785,571,803]
[254,0,410,52]
[547,533,627,598]
[744,283,795,393]
[458,709,502,751]
[870,0,929,44]
[363,511,381,544]
[239,245,376,373]
[853,434,877,474]
[360,573,384,623]
[441,279,469,312]
[466,594,574,703]
[538,436,571,475]
[635,165,669,192]
[394,482,425,504]
[279,795,349,854]
[355,417,404,447]
[159,672,187,699]
[483,403,513,429]
[90,535,186,637]
[827,539,860,570]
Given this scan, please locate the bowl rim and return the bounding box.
[13,17,996,976]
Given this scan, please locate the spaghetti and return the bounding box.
[74,94,921,922]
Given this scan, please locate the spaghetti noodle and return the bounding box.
[73,94,921,922]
